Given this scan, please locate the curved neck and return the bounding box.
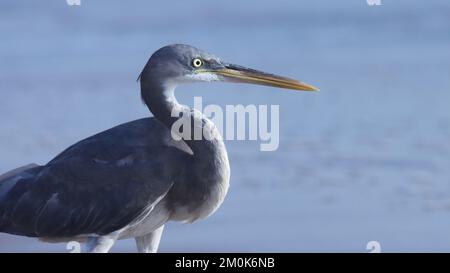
[141,80,226,161]
[141,80,180,128]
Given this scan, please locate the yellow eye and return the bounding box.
[192,58,203,68]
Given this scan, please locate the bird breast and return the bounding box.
[170,149,230,223]
[169,117,231,223]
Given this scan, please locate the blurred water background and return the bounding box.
[1,0,450,252]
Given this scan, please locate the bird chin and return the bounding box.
[185,72,220,83]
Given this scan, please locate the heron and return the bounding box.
[0,44,318,253]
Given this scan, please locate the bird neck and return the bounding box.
[141,80,227,161]
[141,81,180,128]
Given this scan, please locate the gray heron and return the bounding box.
[0,44,318,252]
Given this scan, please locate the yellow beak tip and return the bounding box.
[299,84,320,92]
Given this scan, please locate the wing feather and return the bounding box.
[0,118,191,238]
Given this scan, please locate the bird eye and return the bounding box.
[192,58,203,68]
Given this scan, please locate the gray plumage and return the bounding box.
[1,118,192,237]
[0,44,317,252]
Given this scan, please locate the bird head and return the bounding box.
[139,44,318,92]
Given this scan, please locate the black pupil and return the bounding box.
[195,59,201,66]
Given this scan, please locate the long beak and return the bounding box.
[208,63,319,91]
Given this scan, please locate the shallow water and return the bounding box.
[1,0,450,252]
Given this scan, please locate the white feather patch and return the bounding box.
[184,72,219,82]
